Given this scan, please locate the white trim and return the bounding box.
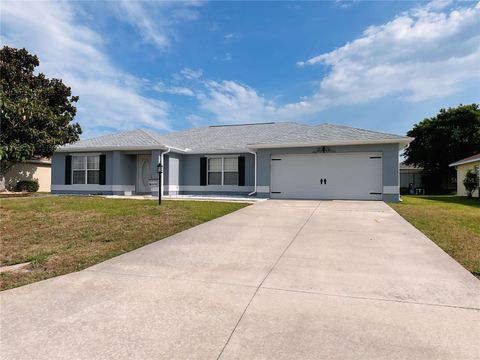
[160,148,171,196]
[152,185,180,192]
[383,186,399,194]
[69,152,101,156]
[57,145,187,153]
[52,185,135,192]
[247,149,257,195]
[269,151,382,158]
[449,156,480,167]
[26,159,51,165]
[182,185,253,192]
[248,138,413,149]
[152,185,252,193]
[205,154,240,158]
[257,186,270,193]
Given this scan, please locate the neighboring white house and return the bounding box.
[449,153,480,197]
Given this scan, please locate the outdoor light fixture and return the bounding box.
[157,162,163,205]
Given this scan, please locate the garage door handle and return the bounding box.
[320,179,323,184]
[324,178,327,185]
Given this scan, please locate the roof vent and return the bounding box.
[209,122,275,128]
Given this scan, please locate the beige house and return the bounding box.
[3,159,51,192]
[449,153,480,197]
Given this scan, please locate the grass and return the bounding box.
[0,196,248,290]
[389,195,480,278]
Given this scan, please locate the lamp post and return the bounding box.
[157,162,163,205]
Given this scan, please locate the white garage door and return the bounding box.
[270,152,383,200]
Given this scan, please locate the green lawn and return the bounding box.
[0,196,248,290]
[389,196,480,278]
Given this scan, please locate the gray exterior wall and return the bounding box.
[51,151,136,195]
[51,144,401,201]
[164,152,182,195]
[111,151,136,186]
[180,153,254,186]
[176,153,255,196]
[150,150,161,183]
[255,143,400,201]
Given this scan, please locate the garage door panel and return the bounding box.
[270,153,382,200]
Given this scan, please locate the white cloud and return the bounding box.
[333,0,359,9]
[197,80,282,123]
[179,67,204,80]
[113,1,202,51]
[114,2,171,50]
[153,82,195,97]
[300,1,480,103]
[213,52,232,61]
[224,32,240,40]
[417,0,453,13]
[198,1,480,123]
[1,1,172,136]
[186,114,204,127]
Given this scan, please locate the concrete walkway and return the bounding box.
[1,200,479,359]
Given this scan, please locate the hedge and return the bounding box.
[15,180,39,192]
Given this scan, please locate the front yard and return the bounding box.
[0,196,248,290]
[390,196,480,278]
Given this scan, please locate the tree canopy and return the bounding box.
[0,46,82,173]
[404,104,480,191]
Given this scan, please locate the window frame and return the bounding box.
[71,154,101,185]
[206,156,239,186]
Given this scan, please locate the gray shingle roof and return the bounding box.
[59,122,411,153]
[60,129,161,150]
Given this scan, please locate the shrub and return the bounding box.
[15,180,39,192]
[463,169,479,198]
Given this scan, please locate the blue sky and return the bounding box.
[2,1,479,139]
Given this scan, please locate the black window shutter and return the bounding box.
[65,155,72,185]
[238,156,245,186]
[99,154,106,185]
[200,157,207,186]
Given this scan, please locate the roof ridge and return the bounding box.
[136,128,167,144]
[314,123,406,137]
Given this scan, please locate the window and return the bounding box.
[207,157,238,186]
[72,155,100,184]
[207,158,222,185]
[223,157,238,185]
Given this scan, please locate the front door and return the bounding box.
[136,155,151,194]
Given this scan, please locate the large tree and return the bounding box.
[0,46,82,185]
[404,104,480,192]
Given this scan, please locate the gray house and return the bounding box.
[52,122,412,201]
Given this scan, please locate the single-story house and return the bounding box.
[400,163,423,190]
[449,153,480,197]
[3,158,51,192]
[52,122,412,201]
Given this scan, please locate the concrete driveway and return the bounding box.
[1,200,479,359]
